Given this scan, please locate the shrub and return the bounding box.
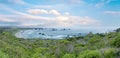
[103,48,116,58]
[32,53,47,58]
[62,54,76,58]
[0,50,9,58]
[110,37,120,47]
[78,50,101,58]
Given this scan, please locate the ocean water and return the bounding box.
[15,29,87,39]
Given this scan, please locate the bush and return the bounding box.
[62,54,76,58]
[0,50,9,58]
[110,37,120,47]
[103,48,116,58]
[78,50,101,58]
[32,53,47,58]
[89,38,100,44]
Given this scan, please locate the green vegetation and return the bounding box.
[0,28,120,58]
[103,48,117,58]
[78,50,101,58]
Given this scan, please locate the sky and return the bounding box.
[0,0,120,30]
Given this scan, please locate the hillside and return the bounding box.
[0,28,120,58]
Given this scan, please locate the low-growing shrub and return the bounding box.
[103,48,116,58]
[62,54,76,58]
[78,50,101,58]
[110,37,120,47]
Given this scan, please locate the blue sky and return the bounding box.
[0,0,120,30]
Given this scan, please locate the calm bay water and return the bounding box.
[15,29,87,39]
[15,28,113,39]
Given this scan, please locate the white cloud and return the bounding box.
[27,9,48,14]
[27,9,61,16]
[55,16,100,27]
[49,10,61,16]
[0,5,101,28]
[64,12,70,15]
[78,16,100,26]
[104,11,120,15]
[1,13,100,28]
[56,16,69,21]
[0,16,16,22]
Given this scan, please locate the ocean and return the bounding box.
[15,28,87,39]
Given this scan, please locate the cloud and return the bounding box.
[95,0,114,8]
[0,17,16,22]
[49,10,61,16]
[27,9,61,16]
[0,14,51,27]
[55,16,100,27]
[0,16,20,26]
[0,14,100,28]
[26,9,100,27]
[64,12,70,15]
[0,5,101,28]
[27,9,48,14]
[78,16,100,26]
[104,11,120,15]
[31,4,72,12]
